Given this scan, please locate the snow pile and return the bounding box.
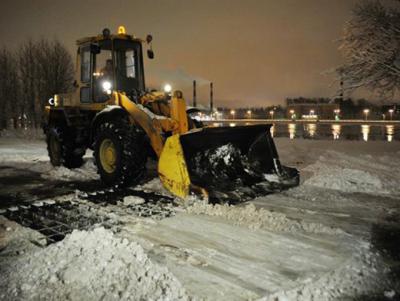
[41,160,98,181]
[303,150,400,195]
[260,243,392,301]
[0,227,188,301]
[186,202,344,235]
[305,166,384,193]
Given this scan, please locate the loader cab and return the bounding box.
[78,37,145,104]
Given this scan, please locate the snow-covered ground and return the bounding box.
[0,137,399,300]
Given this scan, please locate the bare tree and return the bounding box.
[0,48,20,129]
[337,1,400,98]
[18,38,74,128]
[18,39,38,127]
[36,39,74,112]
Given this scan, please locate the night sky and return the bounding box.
[0,0,367,107]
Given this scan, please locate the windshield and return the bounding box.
[92,39,145,102]
[114,39,145,93]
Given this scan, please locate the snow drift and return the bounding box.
[0,227,188,301]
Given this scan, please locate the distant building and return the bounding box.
[286,97,340,120]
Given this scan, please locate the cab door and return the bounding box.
[79,45,93,103]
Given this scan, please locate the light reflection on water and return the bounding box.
[288,123,296,139]
[387,125,394,142]
[361,125,370,142]
[207,122,398,142]
[284,123,397,142]
[305,124,316,138]
[270,125,275,137]
[331,124,341,140]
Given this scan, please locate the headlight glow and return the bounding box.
[163,84,172,93]
[102,81,112,92]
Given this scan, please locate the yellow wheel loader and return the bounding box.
[43,26,299,202]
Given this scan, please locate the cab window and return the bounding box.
[81,49,91,83]
[125,50,136,78]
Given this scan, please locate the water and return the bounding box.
[208,121,400,142]
[270,123,399,142]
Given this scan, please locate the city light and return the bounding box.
[334,109,340,120]
[269,110,274,119]
[388,109,394,120]
[289,109,295,120]
[247,110,252,119]
[363,109,370,120]
[230,109,236,119]
[310,109,315,115]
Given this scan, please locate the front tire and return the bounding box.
[46,126,85,168]
[93,120,147,188]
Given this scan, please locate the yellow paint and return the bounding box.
[99,138,117,173]
[170,91,189,134]
[118,93,166,157]
[158,134,191,198]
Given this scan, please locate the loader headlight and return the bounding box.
[163,84,172,93]
[102,81,112,94]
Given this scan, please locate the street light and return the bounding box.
[334,109,340,120]
[310,109,315,115]
[247,110,252,119]
[289,109,295,120]
[389,109,394,120]
[269,110,274,119]
[230,109,235,119]
[363,109,370,121]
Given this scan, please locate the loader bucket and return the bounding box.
[158,124,299,202]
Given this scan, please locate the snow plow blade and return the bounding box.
[158,124,299,202]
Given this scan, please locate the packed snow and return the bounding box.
[186,202,344,235]
[303,150,400,195]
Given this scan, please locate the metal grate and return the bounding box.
[3,201,113,245]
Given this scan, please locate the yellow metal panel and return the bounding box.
[118,93,166,157]
[170,92,189,134]
[158,134,191,198]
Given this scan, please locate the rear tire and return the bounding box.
[93,119,147,188]
[46,126,85,168]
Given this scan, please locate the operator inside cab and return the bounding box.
[101,59,113,80]
[94,58,113,102]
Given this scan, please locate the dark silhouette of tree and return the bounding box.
[337,1,400,98]
[6,38,75,130]
[0,48,20,129]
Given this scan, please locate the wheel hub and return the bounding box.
[100,139,117,173]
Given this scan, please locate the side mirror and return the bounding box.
[147,49,154,59]
[90,44,101,54]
